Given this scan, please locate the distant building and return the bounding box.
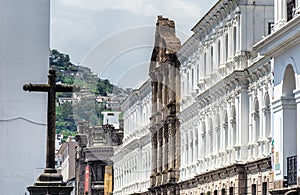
[113,80,152,195]
[55,134,64,150]
[101,111,121,129]
[58,97,79,106]
[57,136,78,182]
[75,120,123,195]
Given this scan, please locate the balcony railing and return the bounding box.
[287,155,297,186]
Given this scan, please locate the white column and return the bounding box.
[294,90,300,181]
[236,15,241,53]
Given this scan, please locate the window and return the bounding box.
[262,182,267,195]
[204,53,207,76]
[217,40,221,66]
[214,190,218,195]
[252,184,256,195]
[211,46,214,71]
[229,187,234,195]
[192,69,194,89]
[268,22,274,35]
[233,27,237,54]
[221,189,226,195]
[225,34,228,61]
[187,72,189,93]
[287,0,296,21]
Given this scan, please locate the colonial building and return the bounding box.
[75,118,123,195]
[113,80,152,195]
[178,0,274,194]
[56,136,78,195]
[112,0,300,194]
[254,0,300,194]
[148,16,182,194]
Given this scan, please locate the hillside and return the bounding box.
[50,49,130,141]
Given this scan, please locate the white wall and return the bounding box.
[0,0,49,194]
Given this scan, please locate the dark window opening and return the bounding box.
[221,188,226,195]
[287,0,296,21]
[268,22,274,35]
[229,187,234,195]
[262,182,267,195]
[252,184,257,195]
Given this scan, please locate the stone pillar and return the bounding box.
[163,68,169,107]
[158,74,163,112]
[152,81,158,114]
[156,126,163,185]
[169,64,176,101]
[175,67,181,106]
[162,123,169,183]
[150,131,157,187]
[168,117,176,183]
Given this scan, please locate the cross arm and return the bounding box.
[23,83,50,92]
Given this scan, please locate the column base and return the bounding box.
[150,172,156,187]
[167,168,176,183]
[27,168,73,195]
[156,172,162,186]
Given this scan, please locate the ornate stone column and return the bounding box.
[150,131,157,187]
[152,81,158,115]
[157,74,163,112]
[163,67,169,107]
[169,64,176,102]
[167,117,176,182]
[162,123,169,183]
[156,126,163,185]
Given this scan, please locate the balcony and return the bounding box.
[287,155,297,186]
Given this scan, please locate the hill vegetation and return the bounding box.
[50,49,121,141]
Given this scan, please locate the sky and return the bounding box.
[50,0,218,89]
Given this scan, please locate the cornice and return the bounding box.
[254,16,300,57]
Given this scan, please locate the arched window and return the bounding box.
[282,64,297,179]
[263,94,271,139]
[194,126,199,161]
[253,98,260,141]
[225,33,228,61]
[231,106,237,146]
[223,111,228,149]
[217,40,221,67]
[215,113,221,153]
[201,121,206,158]
[209,118,213,154]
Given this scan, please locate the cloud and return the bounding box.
[51,0,218,88]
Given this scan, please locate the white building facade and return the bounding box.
[179,0,274,194]
[113,80,152,195]
[0,1,49,194]
[254,0,300,193]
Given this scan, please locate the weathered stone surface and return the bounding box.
[149,15,181,195]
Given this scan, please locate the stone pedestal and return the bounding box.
[27,168,73,195]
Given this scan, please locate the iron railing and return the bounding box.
[287,155,297,186]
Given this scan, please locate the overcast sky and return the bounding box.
[50,0,218,88]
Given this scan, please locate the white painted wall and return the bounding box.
[0,0,49,194]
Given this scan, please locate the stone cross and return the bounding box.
[23,69,80,170]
